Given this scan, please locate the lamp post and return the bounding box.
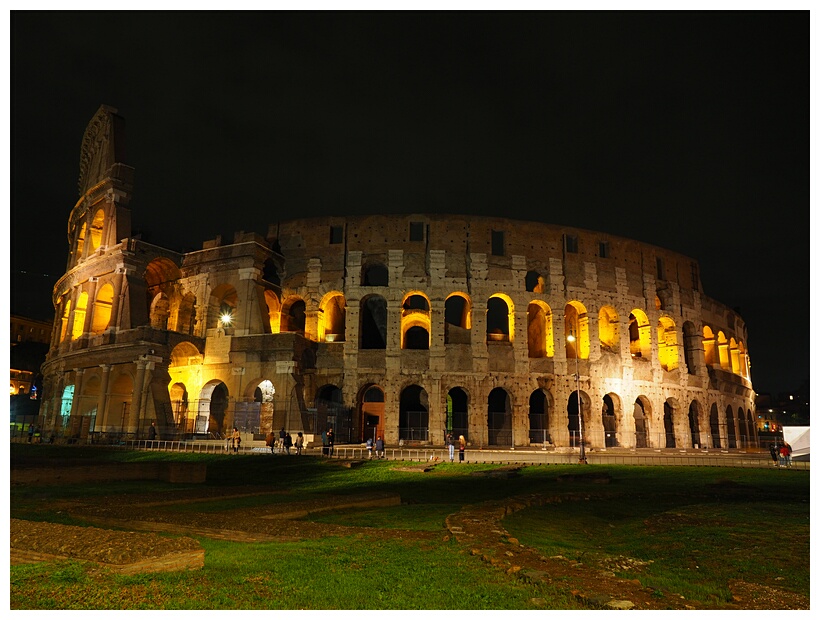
[567,334,586,464]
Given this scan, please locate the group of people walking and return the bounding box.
[265,428,304,455]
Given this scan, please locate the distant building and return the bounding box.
[39,105,757,449]
[10,315,51,396]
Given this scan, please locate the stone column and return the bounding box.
[97,364,112,431]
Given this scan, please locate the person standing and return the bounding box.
[366,436,374,459]
[284,432,293,455]
[770,442,779,467]
[295,431,304,455]
[375,435,385,459]
[232,427,241,454]
[28,424,34,443]
[266,430,276,454]
[148,422,158,442]
[781,442,793,467]
[446,432,455,462]
[458,435,466,463]
[326,428,335,457]
[278,427,286,453]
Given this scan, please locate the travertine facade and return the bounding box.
[40,106,757,450]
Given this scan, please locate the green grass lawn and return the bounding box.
[9,445,810,609]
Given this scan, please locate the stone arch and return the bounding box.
[729,338,741,375]
[319,291,346,342]
[399,384,429,442]
[564,301,589,359]
[487,293,514,343]
[78,375,101,432]
[401,292,431,350]
[709,403,721,448]
[263,290,282,334]
[60,296,71,342]
[209,283,239,331]
[488,387,512,446]
[663,398,680,448]
[717,331,730,370]
[628,309,651,359]
[702,325,717,365]
[738,341,750,379]
[447,386,469,441]
[688,400,702,448]
[150,293,171,330]
[527,301,553,358]
[444,293,472,345]
[726,405,737,448]
[633,396,652,448]
[144,258,182,329]
[529,388,551,445]
[658,316,679,371]
[360,294,388,349]
[567,389,591,448]
[602,392,621,447]
[89,207,105,251]
[91,283,115,334]
[177,293,197,335]
[362,261,388,286]
[75,222,87,261]
[525,270,546,293]
[359,384,385,443]
[198,380,229,436]
[598,305,619,352]
[71,291,88,340]
[280,296,306,334]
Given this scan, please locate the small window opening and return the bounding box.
[409,222,424,242]
[491,230,505,256]
[329,226,343,244]
[564,234,578,254]
[598,241,610,258]
[656,257,666,280]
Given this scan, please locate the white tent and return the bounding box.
[782,426,810,460]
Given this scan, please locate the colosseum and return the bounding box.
[39,105,757,452]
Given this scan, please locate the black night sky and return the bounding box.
[9,11,810,398]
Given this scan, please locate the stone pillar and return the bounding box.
[97,364,112,430]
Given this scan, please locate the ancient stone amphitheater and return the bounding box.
[39,106,756,452]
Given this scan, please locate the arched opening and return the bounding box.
[60,297,71,342]
[598,305,619,352]
[399,384,429,442]
[262,258,281,287]
[264,290,282,334]
[702,325,716,365]
[633,397,650,448]
[75,222,87,260]
[360,385,385,443]
[198,381,229,436]
[486,295,513,343]
[320,292,346,342]
[565,301,589,359]
[401,293,430,349]
[529,389,550,445]
[663,401,676,448]
[60,384,75,431]
[602,394,618,447]
[444,293,471,345]
[169,382,189,431]
[150,293,171,330]
[362,262,388,286]
[718,331,730,370]
[281,298,306,334]
[488,387,512,446]
[89,208,105,251]
[316,384,345,439]
[628,309,651,359]
[447,387,469,441]
[360,295,388,349]
[726,405,737,448]
[730,338,741,374]
[71,292,88,340]
[709,403,721,448]
[177,293,197,335]
[209,284,239,331]
[106,373,133,435]
[91,283,114,334]
[525,270,545,293]
[658,316,679,371]
[567,390,588,448]
[527,302,553,358]
[688,401,701,448]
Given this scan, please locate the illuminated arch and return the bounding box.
[628,309,651,359]
[76,222,87,259]
[729,337,740,374]
[598,305,619,352]
[527,301,553,358]
[89,208,105,250]
[319,291,346,342]
[91,283,114,334]
[264,290,281,334]
[71,291,88,340]
[60,297,72,342]
[717,331,730,370]
[401,292,431,350]
[702,325,716,365]
[280,296,306,334]
[657,316,679,371]
[565,301,589,359]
